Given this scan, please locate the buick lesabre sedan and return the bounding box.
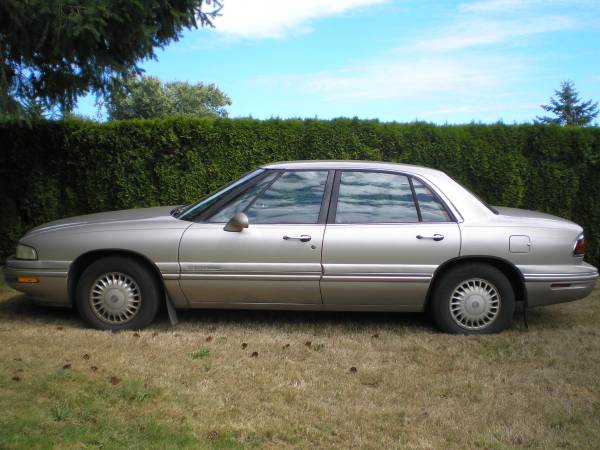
[5,161,598,334]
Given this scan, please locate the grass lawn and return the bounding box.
[1,268,599,449]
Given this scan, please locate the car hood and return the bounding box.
[26,206,181,236]
[493,206,580,230]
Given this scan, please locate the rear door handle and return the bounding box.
[283,235,312,242]
[416,234,444,241]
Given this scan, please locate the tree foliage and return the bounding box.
[537,81,599,126]
[107,76,231,120]
[0,0,223,117]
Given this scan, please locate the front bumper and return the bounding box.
[4,256,70,306]
[522,263,599,307]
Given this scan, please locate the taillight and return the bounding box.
[573,234,586,256]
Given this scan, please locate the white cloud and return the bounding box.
[415,15,578,52]
[257,53,523,102]
[459,0,547,13]
[311,58,500,100]
[211,0,388,39]
[413,0,588,52]
[459,0,594,13]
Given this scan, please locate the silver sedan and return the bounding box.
[5,161,598,334]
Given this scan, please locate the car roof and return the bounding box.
[261,160,445,177]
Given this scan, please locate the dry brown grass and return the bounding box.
[1,271,599,449]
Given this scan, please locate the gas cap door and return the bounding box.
[510,235,531,253]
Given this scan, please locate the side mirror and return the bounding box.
[223,212,249,232]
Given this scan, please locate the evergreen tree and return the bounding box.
[0,0,223,118]
[537,81,598,126]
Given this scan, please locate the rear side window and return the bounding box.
[335,171,419,223]
[412,179,452,222]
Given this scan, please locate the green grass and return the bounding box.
[0,369,197,449]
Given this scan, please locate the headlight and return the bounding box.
[16,244,38,260]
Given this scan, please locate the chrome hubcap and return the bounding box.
[90,272,141,324]
[449,278,500,330]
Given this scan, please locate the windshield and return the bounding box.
[174,169,264,221]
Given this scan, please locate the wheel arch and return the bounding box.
[67,249,165,308]
[425,255,526,311]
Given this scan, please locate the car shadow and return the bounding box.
[0,290,435,332]
[0,292,81,327]
[0,289,536,333]
[176,307,434,332]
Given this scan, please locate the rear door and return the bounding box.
[321,170,460,308]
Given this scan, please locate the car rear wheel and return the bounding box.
[76,256,160,330]
[430,263,515,334]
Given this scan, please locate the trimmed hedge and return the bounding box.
[1,118,599,266]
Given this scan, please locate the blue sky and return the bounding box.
[77,0,600,124]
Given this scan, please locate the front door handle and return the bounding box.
[283,235,312,242]
[416,234,444,241]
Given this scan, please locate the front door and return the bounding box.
[321,170,461,308]
[179,170,331,305]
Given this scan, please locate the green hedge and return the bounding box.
[1,118,599,266]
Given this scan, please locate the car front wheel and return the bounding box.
[430,263,515,334]
[76,256,161,330]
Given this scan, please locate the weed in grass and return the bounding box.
[118,380,156,402]
[316,423,334,435]
[50,401,71,422]
[190,348,210,359]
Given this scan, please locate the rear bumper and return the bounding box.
[522,264,598,307]
[4,256,70,306]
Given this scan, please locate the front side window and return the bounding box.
[177,169,264,221]
[209,170,328,224]
[335,171,419,223]
[208,172,278,222]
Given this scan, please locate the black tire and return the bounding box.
[430,263,515,334]
[76,256,161,330]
